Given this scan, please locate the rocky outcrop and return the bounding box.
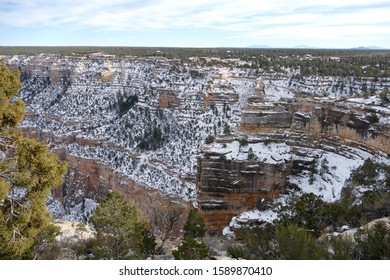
[240,97,390,154]
[197,142,285,234]
[159,90,181,108]
[198,88,390,233]
[339,217,390,242]
[53,220,95,243]
[241,98,291,128]
[271,75,390,98]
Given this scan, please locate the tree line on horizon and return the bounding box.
[1,46,390,78]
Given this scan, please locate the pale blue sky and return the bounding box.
[1,0,389,48]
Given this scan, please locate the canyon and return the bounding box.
[2,52,390,234]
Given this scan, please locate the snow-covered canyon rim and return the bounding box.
[9,54,259,196]
[3,52,390,225]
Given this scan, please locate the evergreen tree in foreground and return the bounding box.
[183,208,206,238]
[172,235,208,260]
[89,191,153,259]
[0,61,67,259]
[172,207,208,260]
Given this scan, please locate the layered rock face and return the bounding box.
[263,74,390,98]
[197,85,390,233]
[197,140,285,234]
[241,97,390,153]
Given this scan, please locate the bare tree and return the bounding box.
[149,202,185,245]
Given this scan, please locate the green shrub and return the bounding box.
[223,124,231,134]
[239,137,248,147]
[256,198,274,211]
[354,221,390,259]
[172,236,208,260]
[379,88,389,103]
[361,191,390,220]
[275,224,328,260]
[205,135,215,144]
[330,236,355,260]
[247,147,256,160]
[183,208,206,238]
[352,159,378,185]
[140,229,157,258]
[232,224,277,260]
[367,113,379,123]
[293,193,326,235]
[89,192,148,259]
[227,244,249,259]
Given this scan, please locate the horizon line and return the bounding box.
[1,45,390,50]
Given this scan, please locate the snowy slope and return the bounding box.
[9,54,256,204]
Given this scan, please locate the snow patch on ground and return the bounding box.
[53,220,95,243]
[206,140,291,164]
[222,226,235,238]
[229,209,279,230]
[263,79,295,101]
[288,149,369,202]
[47,196,98,223]
[379,116,390,126]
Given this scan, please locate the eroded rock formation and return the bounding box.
[197,81,390,233]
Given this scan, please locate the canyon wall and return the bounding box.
[2,53,389,230]
[198,90,390,233]
[23,126,182,222]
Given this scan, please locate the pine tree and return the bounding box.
[183,208,206,238]
[140,229,157,258]
[0,61,24,130]
[172,235,208,260]
[0,61,67,259]
[172,207,208,259]
[89,191,150,259]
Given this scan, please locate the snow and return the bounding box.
[266,75,390,98]
[206,140,291,164]
[370,106,390,114]
[47,195,98,223]
[239,209,278,223]
[341,99,390,114]
[6,53,390,224]
[222,226,235,238]
[340,225,351,231]
[348,96,381,105]
[288,150,366,202]
[7,188,28,200]
[263,79,295,101]
[228,209,279,231]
